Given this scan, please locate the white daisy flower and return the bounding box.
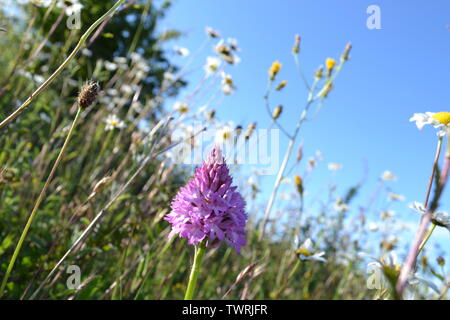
[410,112,450,136]
[57,0,83,16]
[113,56,128,66]
[173,101,189,114]
[205,26,221,38]
[409,201,450,231]
[173,46,189,57]
[388,193,405,202]
[296,238,326,262]
[333,202,349,212]
[104,114,126,131]
[104,61,118,71]
[215,125,233,144]
[29,0,52,7]
[222,84,233,95]
[381,170,397,181]
[204,56,221,77]
[368,222,379,232]
[328,163,343,171]
[227,37,239,51]
[81,48,92,57]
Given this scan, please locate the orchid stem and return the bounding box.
[184,242,206,300]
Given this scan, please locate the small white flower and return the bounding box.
[204,56,221,77]
[104,61,118,71]
[388,193,405,202]
[173,101,189,113]
[113,56,128,65]
[173,46,189,57]
[368,222,379,232]
[381,170,396,181]
[205,26,221,38]
[30,0,52,7]
[222,84,233,95]
[57,0,83,16]
[328,163,342,171]
[409,201,450,231]
[106,88,118,96]
[104,114,126,131]
[410,112,450,136]
[215,125,233,144]
[333,202,349,212]
[81,48,92,57]
[227,37,239,51]
[136,61,150,73]
[130,52,143,63]
[315,150,324,160]
[296,238,326,262]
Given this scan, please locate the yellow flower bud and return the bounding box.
[341,42,352,62]
[268,61,282,81]
[294,175,303,198]
[276,80,287,91]
[292,34,301,54]
[326,58,336,71]
[244,122,257,140]
[272,105,283,120]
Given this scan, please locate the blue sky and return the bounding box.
[161,0,450,256]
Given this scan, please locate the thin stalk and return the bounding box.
[0,0,125,130]
[418,223,437,253]
[272,259,301,298]
[184,242,206,300]
[0,107,83,297]
[396,136,443,296]
[259,87,316,240]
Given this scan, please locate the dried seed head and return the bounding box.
[272,105,283,120]
[296,142,303,163]
[276,80,287,91]
[78,81,99,109]
[292,34,301,54]
[244,122,256,140]
[235,125,243,136]
[341,42,352,62]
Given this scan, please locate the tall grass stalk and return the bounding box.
[0,107,83,297]
[396,136,443,296]
[0,0,125,130]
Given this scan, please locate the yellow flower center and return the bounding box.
[178,106,189,113]
[325,58,336,71]
[296,248,311,256]
[432,112,450,125]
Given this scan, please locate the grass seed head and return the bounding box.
[78,81,99,109]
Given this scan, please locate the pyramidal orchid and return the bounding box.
[165,146,247,299]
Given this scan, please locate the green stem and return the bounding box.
[184,242,206,300]
[0,108,82,297]
[272,259,301,298]
[0,0,125,130]
[418,223,437,253]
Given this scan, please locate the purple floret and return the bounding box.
[165,146,247,253]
